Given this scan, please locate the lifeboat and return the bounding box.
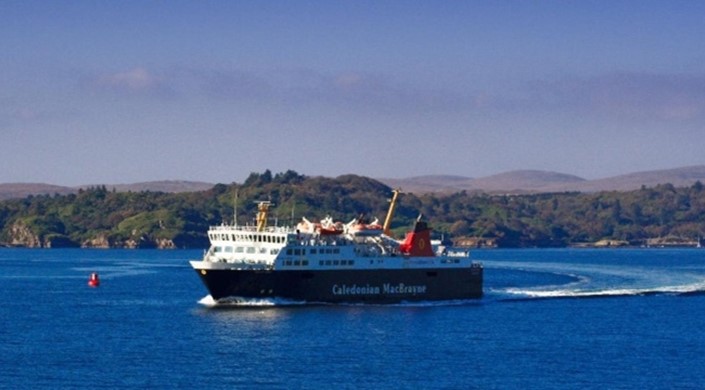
[296,217,317,234]
[88,272,100,287]
[299,216,344,235]
[346,216,383,236]
[316,216,343,235]
[318,226,343,235]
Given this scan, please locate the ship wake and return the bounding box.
[487,260,705,300]
[198,295,483,308]
[198,295,310,308]
[498,281,705,299]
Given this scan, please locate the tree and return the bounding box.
[449,220,471,236]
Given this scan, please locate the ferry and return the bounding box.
[190,190,483,304]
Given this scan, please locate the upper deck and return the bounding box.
[194,198,478,272]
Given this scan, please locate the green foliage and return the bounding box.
[115,209,184,239]
[1,171,705,248]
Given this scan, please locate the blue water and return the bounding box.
[2,248,705,389]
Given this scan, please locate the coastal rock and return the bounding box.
[82,234,112,248]
[155,238,176,249]
[8,220,42,248]
[79,234,176,249]
[124,235,156,249]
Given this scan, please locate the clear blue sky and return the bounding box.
[2,1,704,185]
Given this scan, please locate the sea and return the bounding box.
[1,248,704,389]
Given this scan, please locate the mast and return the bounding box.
[291,202,296,227]
[233,189,239,226]
[383,189,401,236]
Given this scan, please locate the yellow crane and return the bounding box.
[382,189,401,237]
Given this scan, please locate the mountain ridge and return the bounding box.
[2,165,705,200]
[378,165,705,194]
[0,180,214,201]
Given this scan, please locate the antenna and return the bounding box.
[233,189,239,225]
[291,202,296,227]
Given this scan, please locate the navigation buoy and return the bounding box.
[88,272,100,287]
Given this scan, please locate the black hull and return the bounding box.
[194,267,483,304]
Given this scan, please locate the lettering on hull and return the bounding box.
[332,283,427,296]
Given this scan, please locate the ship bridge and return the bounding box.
[205,224,293,267]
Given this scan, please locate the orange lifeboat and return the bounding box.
[88,272,100,287]
[317,226,344,235]
[347,215,383,236]
[317,217,344,235]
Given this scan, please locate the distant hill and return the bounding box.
[0,183,76,201]
[103,181,215,193]
[3,165,705,200]
[378,170,585,194]
[378,165,705,194]
[545,166,705,193]
[465,170,586,193]
[0,180,215,201]
[380,175,473,193]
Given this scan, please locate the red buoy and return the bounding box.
[88,272,100,287]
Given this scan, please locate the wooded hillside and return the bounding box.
[1,170,704,248]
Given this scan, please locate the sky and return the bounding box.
[2,1,705,186]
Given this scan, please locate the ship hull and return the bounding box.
[193,266,483,304]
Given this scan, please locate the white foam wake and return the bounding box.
[197,295,482,308]
[500,279,705,298]
[198,295,309,307]
[486,259,705,299]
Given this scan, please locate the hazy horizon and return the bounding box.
[3,2,705,186]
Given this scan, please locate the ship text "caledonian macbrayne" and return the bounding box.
[190,189,483,304]
[332,283,428,296]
